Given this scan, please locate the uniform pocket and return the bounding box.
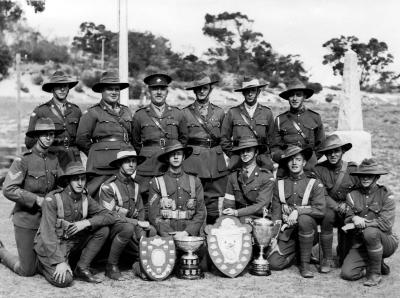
[26,171,47,193]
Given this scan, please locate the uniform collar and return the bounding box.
[327,159,343,170]
[360,183,379,195]
[32,145,48,158]
[166,169,184,178]
[64,185,83,201]
[116,172,133,183]
[288,172,306,181]
[100,99,120,111]
[289,106,306,114]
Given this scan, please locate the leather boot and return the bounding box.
[381,260,390,275]
[320,233,333,273]
[298,232,315,278]
[105,263,122,281]
[364,246,383,287]
[74,266,102,283]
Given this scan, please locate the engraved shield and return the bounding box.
[139,235,176,281]
[205,216,253,278]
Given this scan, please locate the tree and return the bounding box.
[322,35,395,88]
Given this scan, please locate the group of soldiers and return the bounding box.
[0,69,397,288]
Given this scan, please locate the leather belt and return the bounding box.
[187,138,219,148]
[53,137,73,148]
[162,209,190,219]
[142,138,167,148]
[94,136,129,143]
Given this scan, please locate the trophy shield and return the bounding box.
[139,235,176,281]
[205,216,253,278]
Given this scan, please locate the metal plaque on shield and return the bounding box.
[205,216,253,278]
[139,235,176,281]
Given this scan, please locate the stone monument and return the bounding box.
[334,47,372,164]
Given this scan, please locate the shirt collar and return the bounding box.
[151,103,165,114]
[244,102,257,113]
[166,169,184,178]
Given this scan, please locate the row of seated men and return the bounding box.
[0,70,397,288]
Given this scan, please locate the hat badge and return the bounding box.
[157,78,162,83]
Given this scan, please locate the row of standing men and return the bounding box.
[0,70,397,287]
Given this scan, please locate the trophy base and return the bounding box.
[177,258,204,280]
[250,263,271,276]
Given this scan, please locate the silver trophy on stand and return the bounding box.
[250,217,274,276]
[174,236,205,279]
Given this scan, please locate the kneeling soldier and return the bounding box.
[222,137,275,222]
[267,145,325,278]
[148,140,206,238]
[34,162,115,287]
[341,158,398,286]
[99,147,156,280]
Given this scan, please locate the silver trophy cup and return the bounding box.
[250,217,274,276]
[174,236,205,279]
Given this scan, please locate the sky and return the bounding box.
[20,0,400,85]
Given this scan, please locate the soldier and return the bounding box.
[0,118,62,277]
[222,138,275,223]
[271,79,325,173]
[148,140,206,238]
[99,147,156,280]
[267,145,325,278]
[132,73,187,213]
[26,71,82,169]
[341,158,398,286]
[76,71,132,198]
[34,161,115,287]
[182,74,229,224]
[220,77,274,171]
[314,134,359,271]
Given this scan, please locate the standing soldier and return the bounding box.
[271,79,325,173]
[0,118,62,277]
[221,138,275,222]
[148,140,206,238]
[315,134,359,271]
[99,147,156,280]
[221,77,274,171]
[76,71,132,198]
[132,73,187,212]
[34,162,115,287]
[341,158,398,287]
[26,71,82,169]
[182,74,229,224]
[267,145,325,278]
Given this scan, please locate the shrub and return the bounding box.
[306,82,323,94]
[129,79,143,99]
[0,42,13,78]
[30,72,43,85]
[80,69,102,88]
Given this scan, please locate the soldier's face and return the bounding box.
[325,148,343,165]
[240,147,257,164]
[52,84,70,101]
[359,174,377,188]
[242,87,260,106]
[287,153,306,174]
[149,86,168,106]
[288,91,305,109]
[37,131,55,149]
[70,174,87,193]
[102,85,120,105]
[120,157,137,176]
[168,149,184,168]
[194,84,211,102]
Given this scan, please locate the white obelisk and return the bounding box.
[334,47,371,164]
[118,0,129,105]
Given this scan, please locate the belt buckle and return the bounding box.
[160,138,166,148]
[63,137,70,149]
[178,210,186,219]
[206,139,212,148]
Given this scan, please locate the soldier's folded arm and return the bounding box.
[220,111,233,156]
[86,196,116,228]
[270,186,282,222]
[184,179,205,236]
[297,180,326,218]
[131,116,142,153]
[76,110,97,155]
[177,111,188,145]
[2,158,40,208]
[314,115,326,154]
[375,191,396,232]
[136,192,146,221]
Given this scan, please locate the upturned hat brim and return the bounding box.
[92,82,130,93]
[234,83,267,92]
[42,81,79,93]
[25,128,64,138]
[279,147,313,164]
[279,88,314,100]
[318,142,353,153]
[185,80,219,90]
[231,143,263,153]
[109,155,146,168]
[157,146,193,163]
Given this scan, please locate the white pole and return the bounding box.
[16,53,21,156]
[118,0,129,105]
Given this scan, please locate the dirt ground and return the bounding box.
[0,98,399,297]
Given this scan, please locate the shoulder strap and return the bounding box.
[189,108,218,140]
[240,112,258,138]
[330,161,348,194]
[277,116,280,131]
[150,116,168,136]
[302,178,316,206]
[82,195,88,219]
[134,182,139,203]
[188,175,196,199]
[156,176,168,199]
[110,182,123,207]
[55,193,64,220]
[291,120,309,143]
[278,180,286,204]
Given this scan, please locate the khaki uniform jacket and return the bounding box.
[223,165,275,218]
[148,170,205,236]
[3,147,59,229]
[76,100,132,175]
[34,186,115,265]
[182,102,228,178]
[131,104,187,176]
[315,160,359,210]
[221,103,274,156]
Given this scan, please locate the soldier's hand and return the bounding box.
[36,196,44,207]
[138,221,150,229]
[66,220,91,236]
[222,208,238,216]
[53,262,72,283]
[282,204,291,215]
[116,207,129,217]
[352,216,367,229]
[287,210,298,226]
[337,202,347,215]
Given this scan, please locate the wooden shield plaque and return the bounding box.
[139,235,176,281]
[205,216,253,278]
